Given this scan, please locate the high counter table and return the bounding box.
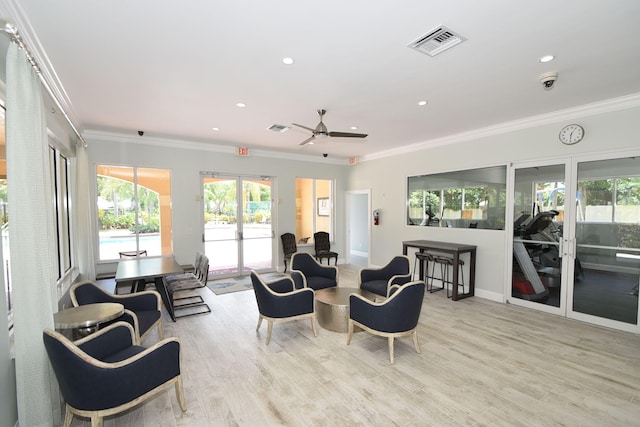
[402,240,476,301]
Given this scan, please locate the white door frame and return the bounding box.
[345,189,371,266]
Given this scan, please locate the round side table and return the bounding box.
[54,302,124,339]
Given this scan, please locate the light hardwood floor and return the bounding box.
[69,264,640,426]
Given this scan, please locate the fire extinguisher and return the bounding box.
[373,209,380,226]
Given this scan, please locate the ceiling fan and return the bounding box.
[292,109,368,146]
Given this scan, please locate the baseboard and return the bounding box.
[474,288,504,302]
[350,250,368,258]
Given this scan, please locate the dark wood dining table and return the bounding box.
[115,256,184,321]
[403,240,477,301]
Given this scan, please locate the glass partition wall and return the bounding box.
[509,156,640,331]
[407,166,507,230]
[573,158,640,324]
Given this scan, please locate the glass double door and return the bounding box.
[510,155,640,332]
[201,173,273,278]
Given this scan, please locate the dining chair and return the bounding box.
[313,231,338,265]
[280,233,297,272]
[163,252,211,319]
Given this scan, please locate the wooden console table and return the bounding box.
[402,240,477,301]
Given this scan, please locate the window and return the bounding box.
[407,166,507,229]
[577,177,640,223]
[2,106,75,330]
[295,178,334,243]
[1,105,9,327]
[96,165,172,260]
[50,147,72,279]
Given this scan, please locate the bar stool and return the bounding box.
[433,256,465,298]
[413,252,443,293]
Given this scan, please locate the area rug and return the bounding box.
[207,273,288,295]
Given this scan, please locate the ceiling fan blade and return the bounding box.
[292,123,316,133]
[299,135,315,146]
[328,131,368,138]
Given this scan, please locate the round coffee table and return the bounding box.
[315,287,376,333]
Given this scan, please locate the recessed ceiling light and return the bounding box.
[351,126,358,130]
[539,55,554,63]
[282,57,294,65]
[236,102,246,108]
[418,100,428,106]
[212,127,220,131]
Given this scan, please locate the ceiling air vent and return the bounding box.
[407,25,466,57]
[267,124,289,132]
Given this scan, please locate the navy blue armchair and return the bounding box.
[290,252,338,290]
[43,322,186,426]
[71,280,162,344]
[347,281,426,364]
[358,255,412,297]
[250,271,317,345]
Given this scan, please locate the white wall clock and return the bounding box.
[559,124,585,145]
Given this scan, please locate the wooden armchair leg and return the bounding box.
[63,406,73,427]
[266,321,273,345]
[413,329,421,354]
[346,320,354,345]
[176,376,187,412]
[388,337,395,365]
[256,315,263,332]
[90,413,103,427]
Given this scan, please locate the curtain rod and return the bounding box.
[1,18,88,148]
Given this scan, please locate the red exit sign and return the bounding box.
[237,147,250,157]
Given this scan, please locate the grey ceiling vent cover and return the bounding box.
[407,25,466,57]
[267,124,289,132]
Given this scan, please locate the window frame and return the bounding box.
[50,146,73,279]
[295,177,335,243]
[407,165,507,229]
[95,165,173,261]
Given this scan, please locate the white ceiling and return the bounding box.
[3,0,640,160]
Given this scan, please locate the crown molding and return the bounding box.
[360,92,640,162]
[82,130,349,165]
[6,0,638,167]
[4,0,79,127]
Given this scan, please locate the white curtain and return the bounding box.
[6,43,60,426]
[75,143,96,280]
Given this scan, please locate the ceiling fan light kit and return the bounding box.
[293,109,368,146]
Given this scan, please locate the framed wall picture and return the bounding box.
[317,197,330,216]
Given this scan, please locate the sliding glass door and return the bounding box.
[201,173,273,278]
